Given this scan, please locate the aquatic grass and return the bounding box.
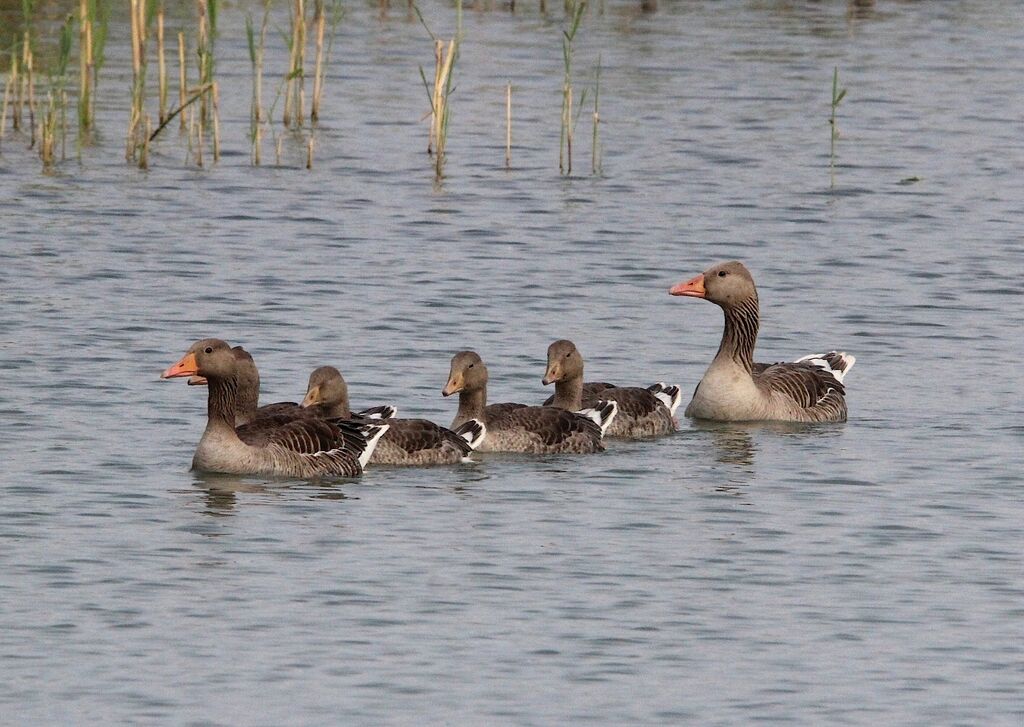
[559,0,586,175]
[39,14,74,168]
[414,1,459,178]
[591,52,600,174]
[283,0,307,128]
[310,0,343,124]
[1,47,16,143]
[22,32,37,146]
[157,6,167,124]
[505,82,511,168]
[126,0,146,160]
[177,31,186,129]
[829,65,846,187]
[245,0,271,164]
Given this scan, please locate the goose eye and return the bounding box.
[467,363,474,369]
[565,352,571,358]
[204,346,213,354]
[718,271,727,277]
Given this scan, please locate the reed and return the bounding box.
[245,1,270,164]
[23,32,37,147]
[39,91,56,167]
[415,2,458,176]
[283,0,307,128]
[829,66,846,186]
[157,6,167,124]
[211,80,220,161]
[505,82,511,168]
[306,135,313,168]
[177,31,186,130]
[310,0,325,123]
[77,0,92,132]
[560,0,586,175]
[1,48,16,141]
[311,0,344,124]
[196,0,213,124]
[126,0,147,161]
[591,52,600,174]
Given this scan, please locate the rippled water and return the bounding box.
[2,1,1023,723]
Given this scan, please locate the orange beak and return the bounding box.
[162,351,199,379]
[442,375,462,397]
[670,274,706,298]
[542,365,560,386]
[187,375,208,386]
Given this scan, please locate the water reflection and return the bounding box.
[190,471,350,514]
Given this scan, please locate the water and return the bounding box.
[2,1,1023,723]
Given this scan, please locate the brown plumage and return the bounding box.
[301,365,485,466]
[162,339,387,477]
[187,346,307,427]
[442,350,617,454]
[541,339,678,438]
[670,261,856,423]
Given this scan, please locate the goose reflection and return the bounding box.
[190,471,349,515]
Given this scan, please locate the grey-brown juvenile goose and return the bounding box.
[541,339,680,438]
[442,350,617,454]
[670,261,855,422]
[162,339,388,477]
[300,366,397,421]
[300,365,485,466]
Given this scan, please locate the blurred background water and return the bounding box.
[1,0,1022,723]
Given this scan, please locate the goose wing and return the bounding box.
[385,418,472,456]
[754,360,846,409]
[484,402,528,422]
[495,405,602,445]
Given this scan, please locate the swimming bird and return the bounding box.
[443,350,617,454]
[301,365,485,466]
[541,339,679,437]
[162,339,388,477]
[669,261,855,422]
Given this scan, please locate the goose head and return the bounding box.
[162,338,236,382]
[443,351,487,396]
[301,366,349,410]
[542,339,584,385]
[670,260,757,309]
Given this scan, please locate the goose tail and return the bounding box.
[453,419,487,451]
[356,423,390,468]
[578,400,618,437]
[356,404,397,420]
[647,382,683,415]
[795,351,856,384]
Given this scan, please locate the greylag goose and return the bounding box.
[300,366,485,466]
[670,261,855,422]
[162,338,388,477]
[442,350,617,454]
[188,346,307,426]
[300,366,396,421]
[541,339,680,437]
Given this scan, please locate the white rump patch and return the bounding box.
[794,351,856,384]
[358,424,390,468]
[650,382,683,415]
[458,420,487,450]
[578,400,619,437]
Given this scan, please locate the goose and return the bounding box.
[188,346,307,426]
[300,365,486,466]
[669,261,855,422]
[162,338,388,477]
[541,339,680,437]
[300,366,397,421]
[442,350,617,454]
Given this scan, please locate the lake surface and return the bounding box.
[2,1,1023,723]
